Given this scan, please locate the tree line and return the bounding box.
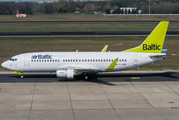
[0,0,179,15]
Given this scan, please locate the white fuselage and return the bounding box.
[2,52,164,72]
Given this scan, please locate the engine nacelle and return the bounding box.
[56,68,74,79]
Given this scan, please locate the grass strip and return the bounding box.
[0,23,179,32]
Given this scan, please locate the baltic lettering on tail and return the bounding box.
[143,44,161,50]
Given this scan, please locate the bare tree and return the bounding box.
[102,2,112,11]
[83,3,97,13]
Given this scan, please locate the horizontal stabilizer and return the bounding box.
[149,54,176,57]
[161,49,167,53]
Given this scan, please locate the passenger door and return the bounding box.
[24,55,30,66]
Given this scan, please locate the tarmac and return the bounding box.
[0,71,179,120]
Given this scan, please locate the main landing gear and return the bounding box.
[83,73,89,80]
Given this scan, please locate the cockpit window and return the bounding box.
[10,58,17,61]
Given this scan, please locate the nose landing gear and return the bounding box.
[14,71,24,79]
[21,75,24,79]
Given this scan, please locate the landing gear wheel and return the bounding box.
[83,73,89,80]
[84,76,88,80]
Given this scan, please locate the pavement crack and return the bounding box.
[67,83,75,119]
[100,84,121,120]
[131,82,167,120]
[28,82,36,120]
[0,83,4,91]
[162,81,179,96]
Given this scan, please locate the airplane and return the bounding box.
[1,21,174,79]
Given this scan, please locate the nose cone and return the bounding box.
[1,61,8,69]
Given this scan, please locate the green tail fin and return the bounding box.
[123,21,169,53]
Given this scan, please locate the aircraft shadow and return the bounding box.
[2,71,178,85]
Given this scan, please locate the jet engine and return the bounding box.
[56,68,74,79]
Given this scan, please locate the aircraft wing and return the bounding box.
[75,68,102,72]
[61,65,103,72]
[61,58,119,73]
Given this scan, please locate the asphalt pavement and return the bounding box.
[1,21,179,23]
[0,71,179,120]
[0,31,179,37]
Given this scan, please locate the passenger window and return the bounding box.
[55,60,57,62]
[82,59,84,62]
[39,60,41,62]
[31,60,33,62]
